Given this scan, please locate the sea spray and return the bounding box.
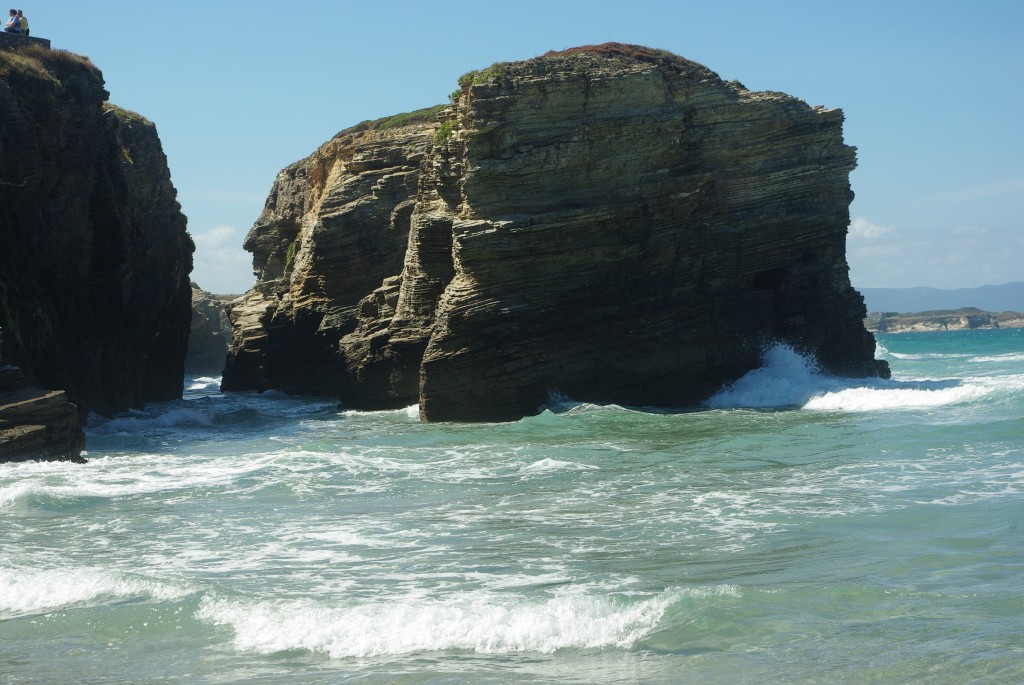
[706,341,1002,413]
[705,342,828,409]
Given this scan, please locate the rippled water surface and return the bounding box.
[2,329,1022,683]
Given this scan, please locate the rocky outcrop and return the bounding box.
[0,363,84,463]
[222,108,439,395]
[225,43,888,421]
[0,45,192,438]
[187,284,237,375]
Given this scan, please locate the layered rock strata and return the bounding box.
[222,110,438,395]
[0,45,192,450]
[224,43,888,421]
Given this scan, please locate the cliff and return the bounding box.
[0,45,193,459]
[224,43,887,421]
[186,284,237,376]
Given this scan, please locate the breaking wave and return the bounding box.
[197,587,732,657]
[0,566,188,618]
[705,342,1001,412]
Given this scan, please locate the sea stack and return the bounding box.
[224,43,888,421]
[0,45,193,460]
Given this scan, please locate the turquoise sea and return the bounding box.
[2,329,1022,684]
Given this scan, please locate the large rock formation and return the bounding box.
[0,45,192,459]
[224,44,888,421]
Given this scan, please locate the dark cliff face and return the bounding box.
[0,46,193,418]
[225,43,888,421]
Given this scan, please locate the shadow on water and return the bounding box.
[83,377,340,456]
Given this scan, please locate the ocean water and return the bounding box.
[2,329,1022,684]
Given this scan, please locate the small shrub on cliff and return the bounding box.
[457,62,510,87]
[434,120,456,145]
[285,239,298,271]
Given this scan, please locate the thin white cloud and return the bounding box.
[193,224,241,250]
[918,176,1024,206]
[190,225,254,295]
[848,223,1024,289]
[848,217,894,239]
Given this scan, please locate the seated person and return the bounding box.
[4,8,20,33]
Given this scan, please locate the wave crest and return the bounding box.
[196,588,711,657]
[0,567,187,618]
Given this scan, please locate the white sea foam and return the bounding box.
[197,587,709,657]
[93,407,216,433]
[0,453,281,506]
[969,353,1024,363]
[887,352,972,361]
[186,376,221,391]
[520,458,599,474]
[339,404,420,421]
[0,566,187,618]
[0,480,36,507]
[802,383,991,411]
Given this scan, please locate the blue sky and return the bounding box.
[27,1,1024,293]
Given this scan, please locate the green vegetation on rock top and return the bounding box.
[104,102,149,125]
[457,62,510,87]
[342,104,445,136]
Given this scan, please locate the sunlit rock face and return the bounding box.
[225,43,888,421]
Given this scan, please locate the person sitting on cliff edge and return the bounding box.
[4,9,21,33]
[17,9,27,35]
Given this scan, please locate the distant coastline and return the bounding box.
[865,307,1024,334]
[860,282,1024,315]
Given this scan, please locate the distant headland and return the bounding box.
[865,308,1024,334]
